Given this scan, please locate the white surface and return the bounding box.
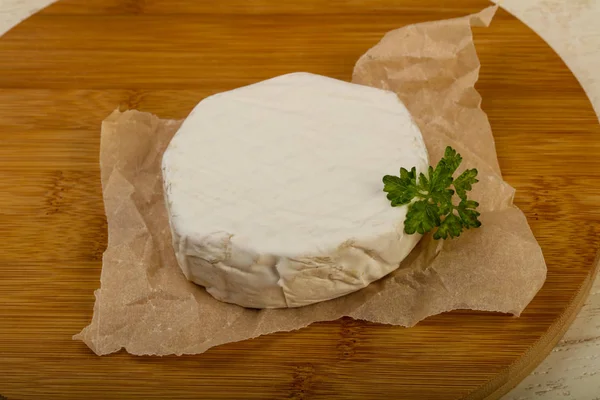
[162,72,427,308]
[2,0,598,397]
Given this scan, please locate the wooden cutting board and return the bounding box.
[1,1,599,399]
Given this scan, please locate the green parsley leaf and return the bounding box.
[382,146,481,240]
[405,200,441,235]
[433,213,463,240]
[457,200,482,228]
[454,168,479,201]
[429,146,462,190]
[383,167,419,206]
[430,188,455,215]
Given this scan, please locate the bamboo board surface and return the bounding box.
[1,1,599,399]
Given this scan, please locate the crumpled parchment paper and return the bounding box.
[75,5,547,356]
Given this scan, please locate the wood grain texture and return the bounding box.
[0,1,599,399]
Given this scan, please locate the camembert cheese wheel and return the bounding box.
[162,72,429,308]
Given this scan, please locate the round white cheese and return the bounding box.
[162,72,429,308]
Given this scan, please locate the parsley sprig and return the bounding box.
[382,146,481,240]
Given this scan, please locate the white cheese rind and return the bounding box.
[162,72,429,308]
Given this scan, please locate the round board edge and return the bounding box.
[475,251,600,399]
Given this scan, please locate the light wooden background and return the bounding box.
[0,1,599,399]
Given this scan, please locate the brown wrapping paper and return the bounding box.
[75,5,547,356]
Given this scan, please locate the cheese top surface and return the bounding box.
[163,72,428,256]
